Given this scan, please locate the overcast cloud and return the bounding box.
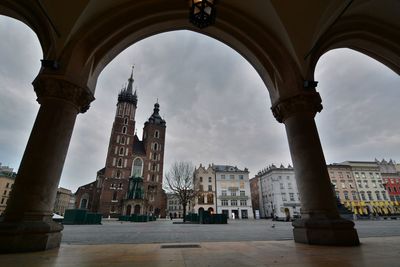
[1,16,399,192]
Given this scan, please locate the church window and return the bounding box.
[152,164,156,171]
[132,158,143,177]
[119,147,124,155]
[122,126,127,134]
[153,153,157,160]
[116,171,121,178]
[124,117,128,125]
[121,136,125,144]
[151,175,155,182]
[153,143,158,151]
[154,130,159,138]
[117,158,123,167]
[119,183,123,189]
[112,191,118,200]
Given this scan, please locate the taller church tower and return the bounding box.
[97,68,138,215]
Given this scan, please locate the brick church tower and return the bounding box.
[75,68,167,217]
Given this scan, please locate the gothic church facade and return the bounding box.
[75,70,167,217]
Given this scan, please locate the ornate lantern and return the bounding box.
[189,0,217,29]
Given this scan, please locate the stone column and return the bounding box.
[272,91,359,246]
[0,75,94,253]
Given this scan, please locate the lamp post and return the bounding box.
[189,0,217,29]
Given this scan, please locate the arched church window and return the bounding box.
[117,158,123,167]
[122,126,127,134]
[113,191,118,200]
[121,136,125,144]
[154,130,159,138]
[153,143,158,151]
[153,153,157,160]
[116,170,122,178]
[151,175,155,182]
[132,158,143,177]
[124,117,128,125]
[119,147,124,155]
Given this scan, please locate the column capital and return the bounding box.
[33,76,95,113]
[271,92,323,123]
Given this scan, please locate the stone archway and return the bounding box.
[126,205,132,216]
[134,205,141,215]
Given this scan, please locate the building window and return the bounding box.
[240,191,245,196]
[154,130,159,138]
[200,177,203,182]
[208,177,212,183]
[230,175,234,180]
[341,182,346,189]
[231,200,237,206]
[289,193,295,201]
[117,158,123,167]
[363,180,369,188]
[351,191,358,200]
[344,191,349,200]
[132,158,143,177]
[231,190,236,196]
[121,136,125,144]
[198,195,204,204]
[281,193,287,201]
[153,143,158,151]
[221,200,228,206]
[207,194,213,204]
[222,190,227,196]
[119,147,124,155]
[367,191,372,200]
[221,175,225,180]
[240,200,247,206]
[122,126,127,134]
[124,117,128,125]
[280,183,284,189]
[360,192,366,200]
[208,185,212,191]
[239,175,243,180]
[112,191,117,201]
[288,183,292,189]
[375,191,381,200]
[382,191,388,200]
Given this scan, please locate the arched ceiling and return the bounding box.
[0,0,399,103]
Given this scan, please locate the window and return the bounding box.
[289,193,295,201]
[231,190,236,196]
[280,183,284,189]
[382,192,388,200]
[363,180,369,188]
[207,194,213,204]
[231,200,237,206]
[222,190,227,196]
[349,183,353,189]
[372,181,377,188]
[358,182,363,188]
[344,191,349,200]
[154,130,159,138]
[112,191,118,201]
[335,191,340,198]
[221,175,225,180]
[119,147,124,155]
[288,183,292,189]
[122,126,127,134]
[360,192,366,200]
[121,136,125,144]
[132,158,143,177]
[230,175,234,180]
[124,117,128,125]
[341,182,346,189]
[117,158,123,167]
[351,191,358,200]
[282,193,287,201]
[119,183,123,189]
[239,175,243,180]
[208,185,212,191]
[240,191,245,196]
[355,172,359,178]
[153,153,157,160]
[367,191,372,200]
[200,177,203,182]
[208,177,212,183]
[221,200,228,206]
[240,200,247,206]
[198,195,204,204]
[375,191,381,200]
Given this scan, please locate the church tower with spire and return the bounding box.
[74,67,167,218]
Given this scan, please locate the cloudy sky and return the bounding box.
[1,16,399,192]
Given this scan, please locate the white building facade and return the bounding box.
[214,165,253,219]
[258,164,301,220]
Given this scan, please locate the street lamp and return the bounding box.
[189,0,217,29]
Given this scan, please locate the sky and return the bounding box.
[1,16,400,192]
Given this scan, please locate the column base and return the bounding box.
[292,217,360,246]
[0,219,63,253]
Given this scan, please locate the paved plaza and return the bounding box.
[61,218,400,245]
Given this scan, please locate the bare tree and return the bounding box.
[164,161,199,222]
